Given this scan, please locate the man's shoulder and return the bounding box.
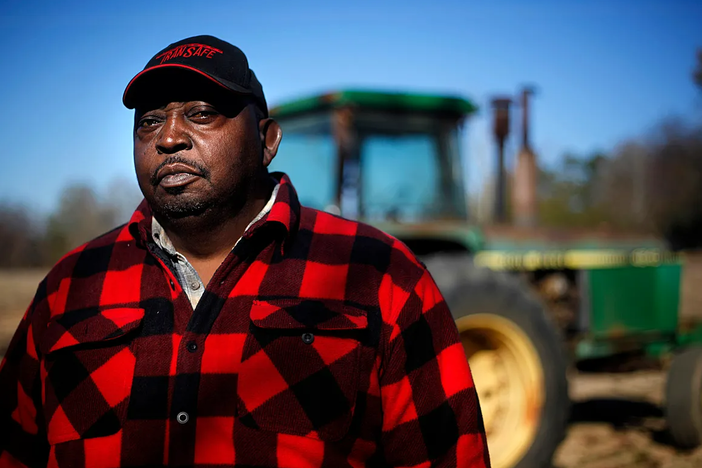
[298,206,426,276]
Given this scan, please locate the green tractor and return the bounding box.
[267,89,701,468]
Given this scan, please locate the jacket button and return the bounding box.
[302,332,314,344]
[187,342,198,353]
[176,412,189,424]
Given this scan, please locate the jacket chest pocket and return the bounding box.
[40,307,144,446]
[237,299,368,442]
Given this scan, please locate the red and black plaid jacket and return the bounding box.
[0,173,490,468]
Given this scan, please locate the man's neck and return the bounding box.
[155,178,275,262]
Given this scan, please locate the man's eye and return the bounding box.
[138,117,160,128]
[189,110,218,121]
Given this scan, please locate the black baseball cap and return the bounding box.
[122,35,268,117]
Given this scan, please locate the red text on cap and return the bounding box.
[155,43,224,64]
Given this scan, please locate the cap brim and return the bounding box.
[122,64,252,109]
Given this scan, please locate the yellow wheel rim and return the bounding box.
[456,313,544,468]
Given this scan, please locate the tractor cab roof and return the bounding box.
[269,89,478,119]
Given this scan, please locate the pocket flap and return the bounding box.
[42,307,145,354]
[251,299,367,330]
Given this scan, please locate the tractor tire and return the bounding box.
[422,254,570,468]
[665,346,702,448]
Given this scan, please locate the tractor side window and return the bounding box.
[270,114,337,212]
[360,133,440,222]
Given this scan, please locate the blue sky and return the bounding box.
[1,0,700,215]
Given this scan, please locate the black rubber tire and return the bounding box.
[665,346,702,448]
[422,253,570,468]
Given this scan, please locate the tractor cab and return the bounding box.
[268,90,478,250]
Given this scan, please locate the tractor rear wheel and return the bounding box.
[665,346,702,448]
[423,254,570,468]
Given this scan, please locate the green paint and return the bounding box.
[575,339,615,360]
[676,324,702,348]
[484,238,668,251]
[270,89,478,118]
[586,265,681,339]
[644,341,675,359]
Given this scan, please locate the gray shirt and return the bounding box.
[151,183,280,308]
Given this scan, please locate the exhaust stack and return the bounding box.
[512,87,539,228]
[490,97,512,224]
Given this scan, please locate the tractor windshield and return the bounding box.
[355,112,467,223]
[271,110,467,222]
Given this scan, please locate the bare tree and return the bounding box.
[646,120,702,249]
[596,141,653,230]
[0,202,45,268]
[536,152,613,229]
[44,183,122,263]
[103,176,144,225]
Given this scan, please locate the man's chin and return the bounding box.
[152,198,211,220]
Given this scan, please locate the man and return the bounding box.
[0,35,490,468]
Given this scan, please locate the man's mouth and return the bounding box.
[155,163,203,189]
[159,172,200,188]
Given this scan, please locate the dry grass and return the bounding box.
[0,268,49,356]
[0,269,48,312]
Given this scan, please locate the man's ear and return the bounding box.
[259,118,282,167]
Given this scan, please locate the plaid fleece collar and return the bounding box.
[127,172,301,253]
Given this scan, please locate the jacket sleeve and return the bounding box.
[0,281,50,468]
[379,269,491,468]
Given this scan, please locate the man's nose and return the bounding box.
[156,115,192,154]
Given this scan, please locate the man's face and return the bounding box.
[133,90,265,220]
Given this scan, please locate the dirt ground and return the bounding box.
[2,256,702,467]
[554,370,702,468]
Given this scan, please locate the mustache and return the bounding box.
[150,155,210,186]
